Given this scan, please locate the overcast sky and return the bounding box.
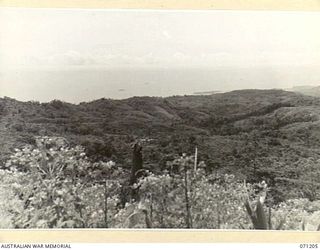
[0,8,320,102]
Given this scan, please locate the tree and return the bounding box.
[129,142,144,201]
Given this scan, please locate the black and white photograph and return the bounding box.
[0,7,320,230]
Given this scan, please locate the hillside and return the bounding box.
[288,85,320,97]
[1,89,320,202]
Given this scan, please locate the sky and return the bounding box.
[0,8,320,103]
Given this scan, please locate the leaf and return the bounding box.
[255,199,268,230]
[126,212,143,228]
[244,198,268,230]
[244,199,257,227]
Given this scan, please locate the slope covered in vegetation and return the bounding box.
[1,89,320,205]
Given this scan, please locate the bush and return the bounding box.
[1,136,122,228]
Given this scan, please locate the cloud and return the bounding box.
[6,48,320,69]
[26,50,161,67]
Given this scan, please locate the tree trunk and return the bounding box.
[129,142,143,201]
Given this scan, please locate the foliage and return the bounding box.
[0,136,123,228]
[0,135,320,230]
[2,89,320,205]
[117,155,251,229]
[271,199,320,231]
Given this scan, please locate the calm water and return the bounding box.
[1,66,319,103]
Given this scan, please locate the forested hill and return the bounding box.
[1,89,320,202]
